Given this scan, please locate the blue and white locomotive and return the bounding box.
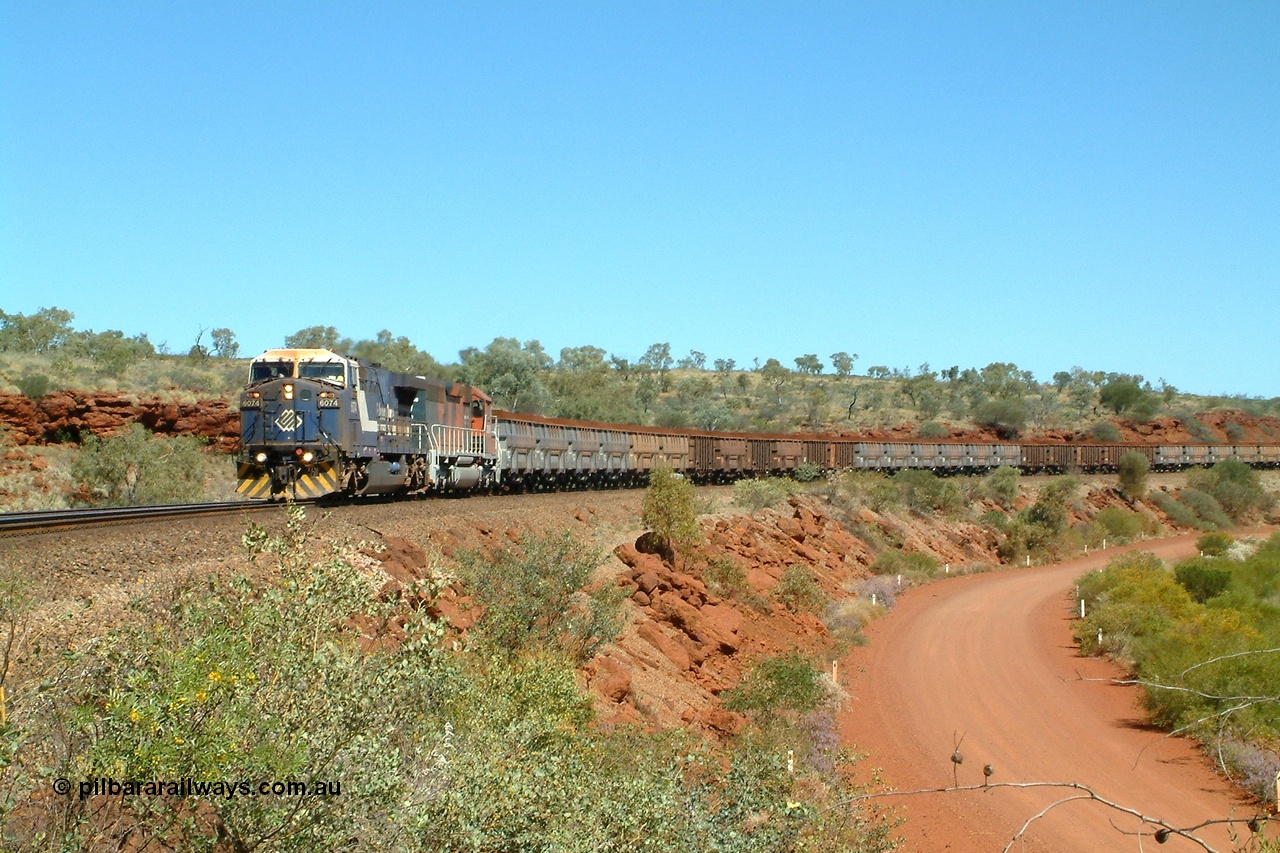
[236,348,499,499]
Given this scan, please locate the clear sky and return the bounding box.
[3,2,1277,396]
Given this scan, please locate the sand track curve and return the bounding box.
[840,534,1274,852]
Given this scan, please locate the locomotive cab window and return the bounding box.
[299,361,346,387]
[250,360,294,383]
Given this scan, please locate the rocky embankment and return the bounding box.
[341,493,1009,741]
[0,391,239,452]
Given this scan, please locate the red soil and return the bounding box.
[840,535,1277,852]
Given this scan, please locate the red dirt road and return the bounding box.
[841,535,1273,852]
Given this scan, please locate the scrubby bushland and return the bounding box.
[2,507,896,853]
[722,651,827,715]
[732,477,794,511]
[981,465,1020,508]
[1075,538,1280,802]
[870,549,939,579]
[1186,459,1275,523]
[1088,506,1154,545]
[1178,489,1234,530]
[998,478,1080,561]
[1150,490,1203,529]
[71,423,208,505]
[456,531,623,661]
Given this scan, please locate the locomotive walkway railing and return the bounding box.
[429,424,491,457]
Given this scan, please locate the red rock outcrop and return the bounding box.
[0,392,239,452]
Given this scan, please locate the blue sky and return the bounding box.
[3,2,1277,396]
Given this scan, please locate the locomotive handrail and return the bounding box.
[429,424,491,457]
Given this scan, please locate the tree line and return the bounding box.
[3,308,1277,435]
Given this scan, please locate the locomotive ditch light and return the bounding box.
[301,450,315,463]
[255,451,268,463]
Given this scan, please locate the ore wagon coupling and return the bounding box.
[236,350,1280,501]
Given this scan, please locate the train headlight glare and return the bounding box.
[283,383,294,400]
[301,450,315,463]
[255,452,268,463]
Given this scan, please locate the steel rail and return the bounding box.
[0,500,286,535]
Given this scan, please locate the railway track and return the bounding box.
[0,500,287,536]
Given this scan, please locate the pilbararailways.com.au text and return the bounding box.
[55,777,342,801]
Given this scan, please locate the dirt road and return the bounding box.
[841,535,1272,852]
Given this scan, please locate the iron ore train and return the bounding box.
[236,348,1280,500]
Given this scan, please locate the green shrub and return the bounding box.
[1117,451,1149,499]
[972,398,1028,438]
[837,471,900,513]
[978,509,1010,531]
[1091,506,1149,543]
[733,477,792,510]
[704,555,749,597]
[1150,490,1202,529]
[870,549,939,578]
[722,651,826,714]
[1179,488,1233,530]
[458,531,618,660]
[792,461,824,482]
[894,469,966,516]
[49,504,454,851]
[1075,551,1196,660]
[642,466,704,560]
[15,372,52,398]
[71,422,207,505]
[1187,459,1274,522]
[1197,532,1234,557]
[1024,477,1078,533]
[982,465,1020,508]
[774,565,826,613]
[1090,421,1123,442]
[1183,415,1220,444]
[1174,558,1232,603]
[916,421,949,439]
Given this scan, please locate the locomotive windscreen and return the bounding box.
[299,361,347,386]
[250,360,294,383]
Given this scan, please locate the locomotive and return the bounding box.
[236,349,1280,500]
[236,348,498,499]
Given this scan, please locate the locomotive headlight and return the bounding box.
[255,451,268,463]
[301,450,315,463]
[283,383,294,400]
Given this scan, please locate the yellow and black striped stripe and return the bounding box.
[291,462,340,499]
[236,462,341,499]
[236,463,274,499]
